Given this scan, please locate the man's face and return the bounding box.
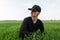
[31,11,40,18]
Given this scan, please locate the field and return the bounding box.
[0,20,60,40]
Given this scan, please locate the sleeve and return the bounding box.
[18,18,28,38]
[39,21,44,33]
[18,18,30,38]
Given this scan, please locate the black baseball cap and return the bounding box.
[28,5,41,12]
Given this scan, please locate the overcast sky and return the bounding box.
[0,0,60,20]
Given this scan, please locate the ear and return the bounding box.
[31,11,32,13]
[31,11,33,14]
[39,12,41,14]
[40,12,41,13]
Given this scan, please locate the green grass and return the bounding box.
[0,20,60,40]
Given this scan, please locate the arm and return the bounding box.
[18,18,27,39]
[39,21,45,34]
[19,18,30,38]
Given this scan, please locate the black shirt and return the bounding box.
[19,17,44,37]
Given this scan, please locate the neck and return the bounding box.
[31,17,37,23]
[32,17,37,21]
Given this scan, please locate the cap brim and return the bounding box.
[28,8,32,10]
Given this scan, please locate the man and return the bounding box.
[18,5,45,40]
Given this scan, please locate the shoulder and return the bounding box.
[24,17,31,20]
[37,19,43,24]
[23,17,31,22]
[37,19,44,27]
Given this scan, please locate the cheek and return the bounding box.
[35,13,39,16]
[31,13,34,16]
[31,12,40,16]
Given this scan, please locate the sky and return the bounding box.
[0,0,60,20]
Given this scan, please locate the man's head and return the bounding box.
[28,5,41,18]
